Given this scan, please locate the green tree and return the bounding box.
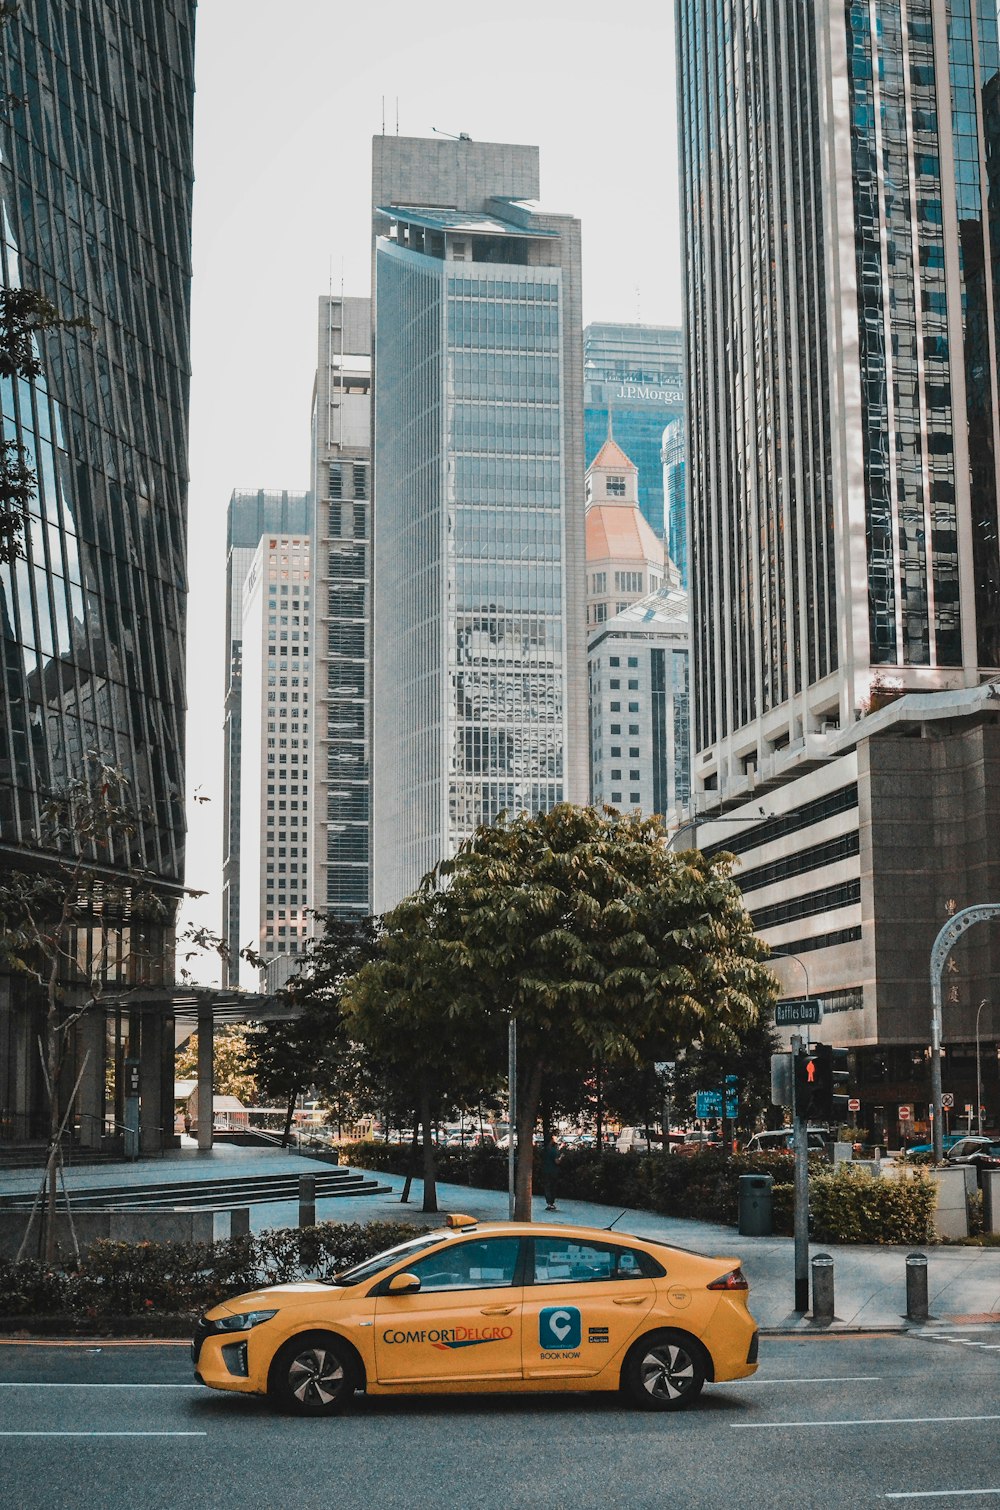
[427,804,776,1218]
[246,917,379,1146]
[666,1012,782,1138]
[175,1026,258,1105]
[343,892,505,1212]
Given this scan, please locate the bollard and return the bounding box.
[299,1173,316,1228]
[811,1252,835,1324]
[905,1252,929,1321]
[230,1207,251,1238]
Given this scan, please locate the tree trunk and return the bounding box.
[281,1090,296,1147]
[418,1080,437,1214]
[514,1058,544,1221]
[400,1116,420,1204]
[43,950,64,1263]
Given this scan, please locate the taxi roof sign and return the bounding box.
[445,1213,478,1230]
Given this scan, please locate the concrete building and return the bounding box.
[371,136,587,909]
[308,296,371,925]
[0,2,196,1153]
[238,533,312,990]
[677,0,1000,1132]
[585,439,667,632]
[222,490,310,983]
[589,586,690,816]
[584,323,684,538]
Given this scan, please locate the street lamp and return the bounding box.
[666,808,770,852]
[976,998,988,1137]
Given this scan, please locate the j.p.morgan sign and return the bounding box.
[614,383,684,405]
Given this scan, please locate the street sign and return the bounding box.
[847,1098,861,1113]
[695,1091,722,1118]
[775,1000,821,1027]
[898,1104,911,1121]
[941,1093,954,1109]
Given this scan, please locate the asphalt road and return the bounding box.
[0,1330,997,1509]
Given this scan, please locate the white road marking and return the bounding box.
[884,1492,1000,1500]
[735,1414,1000,1430]
[0,1431,206,1438]
[745,1376,880,1386]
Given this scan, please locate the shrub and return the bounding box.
[0,1219,423,1320]
[809,1164,935,1244]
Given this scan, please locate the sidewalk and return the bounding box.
[3,1144,998,1331]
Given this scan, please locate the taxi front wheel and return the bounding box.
[622,1329,707,1411]
[269,1331,359,1416]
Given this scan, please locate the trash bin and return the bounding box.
[738,1173,773,1236]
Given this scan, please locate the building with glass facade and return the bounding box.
[589,586,690,817]
[661,418,687,589]
[307,296,371,925]
[222,490,309,984]
[583,323,684,538]
[371,137,587,909]
[677,0,1000,1127]
[0,2,196,1151]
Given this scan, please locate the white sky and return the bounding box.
[181,0,683,974]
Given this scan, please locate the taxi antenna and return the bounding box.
[605,1210,628,1231]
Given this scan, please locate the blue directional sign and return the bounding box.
[695,1091,722,1118]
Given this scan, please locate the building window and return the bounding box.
[607,475,626,497]
[611,791,622,803]
[330,464,343,498]
[615,571,643,593]
[630,792,640,804]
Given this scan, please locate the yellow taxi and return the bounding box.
[192,1215,758,1415]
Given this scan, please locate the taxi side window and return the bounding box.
[531,1238,656,1284]
[404,1237,521,1293]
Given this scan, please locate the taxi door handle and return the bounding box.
[480,1305,515,1315]
[612,1296,646,1306]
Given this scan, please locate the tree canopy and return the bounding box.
[347,804,777,1217]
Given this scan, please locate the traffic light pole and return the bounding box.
[791,1034,809,1312]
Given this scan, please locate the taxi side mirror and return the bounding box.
[387,1271,421,1295]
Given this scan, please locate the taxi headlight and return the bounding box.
[212,1308,278,1333]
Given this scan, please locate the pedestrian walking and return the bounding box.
[542,1131,562,1211]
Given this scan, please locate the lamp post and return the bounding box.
[976,998,987,1137]
[929,906,1000,1163]
[665,809,770,852]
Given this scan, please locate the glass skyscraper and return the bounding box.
[371,138,587,909]
[677,0,1000,787]
[0,2,195,1148]
[583,323,684,538]
[661,417,688,589]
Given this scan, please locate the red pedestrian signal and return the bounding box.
[806,1059,816,1083]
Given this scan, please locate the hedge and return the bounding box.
[0,1218,422,1320]
[342,1142,937,1243]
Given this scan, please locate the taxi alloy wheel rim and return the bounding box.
[639,1343,696,1401]
[287,1347,345,1406]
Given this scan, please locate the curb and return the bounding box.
[0,1314,195,1339]
[760,1323,909,1336]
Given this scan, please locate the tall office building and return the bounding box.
[371,136,587,909]
[677,0,1000,1124]
[661,418,688,589]
[222,490,310,982]
[308,296,371,925]
[584,323,684,537]
[239,533,312,990]
[0,3,196,1150]
[589,586,690,817]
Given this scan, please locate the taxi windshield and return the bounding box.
[333,1232,450,1286]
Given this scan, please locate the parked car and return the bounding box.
[742,1129,829,1155]
[946,1136,1000,1177]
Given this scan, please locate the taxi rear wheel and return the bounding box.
[269,1331,359,1416]
[622,1329,707,1412]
